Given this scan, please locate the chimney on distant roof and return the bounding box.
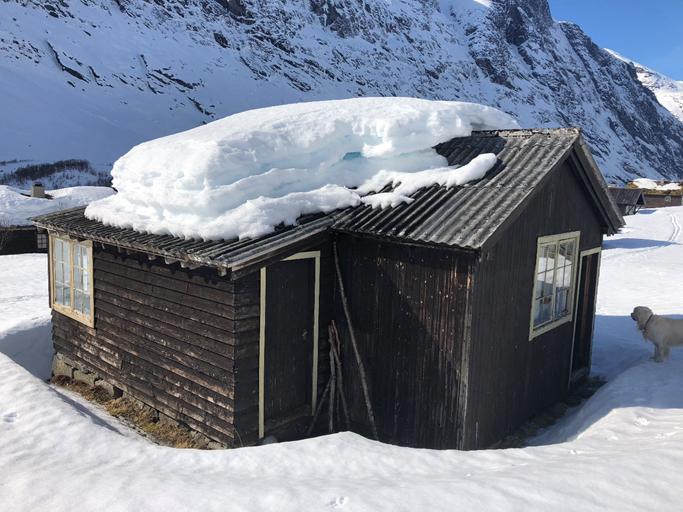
[31,182,45,198]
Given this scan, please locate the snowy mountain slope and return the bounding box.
[1,0,683,183]
[3,208,683,510]
[606,49,683,124]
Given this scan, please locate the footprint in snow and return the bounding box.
[2,412,17,423]
[634,417,649,426]
[328,496,347,508]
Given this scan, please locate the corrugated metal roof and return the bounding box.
[33,206,336,272]
[33,128,623,272]
[608,187,645,206]
[335,128,622,249]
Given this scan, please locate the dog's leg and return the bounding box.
[654,344,664,363]
[662,346,671,361]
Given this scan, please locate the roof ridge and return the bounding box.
[469,127,581,138]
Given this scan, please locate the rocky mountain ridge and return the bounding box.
[1,0,682,184]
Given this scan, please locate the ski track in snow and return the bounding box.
[601,209,681,261]
[3,208,683,509]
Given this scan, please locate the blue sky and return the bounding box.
[548,0,683,79]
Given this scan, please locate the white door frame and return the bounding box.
[568,246,602,387]
[258,250,321,439]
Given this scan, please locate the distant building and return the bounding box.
[0,183,49,256]
[34,128,623,450]
[608,187,645,215]
[642,192,682,208]
[626,179,683,209]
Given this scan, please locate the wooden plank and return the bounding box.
[93,314,235,387]
[96,248,256,304]
[95,273,235,330]
[95,266,237,322]
[333,235,469,448]
[95,290,232,346]
[54,315,236,402]
[56,329,235,418]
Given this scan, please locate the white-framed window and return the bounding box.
[50,234,94,327]
[36,230,48,250]
[529,231,580,340]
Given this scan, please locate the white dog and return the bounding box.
[631,306,683,362]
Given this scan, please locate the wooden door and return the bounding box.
[262,257,316,434]
[570,251,600,385]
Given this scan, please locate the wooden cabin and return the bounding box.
[608,187,645,216]
[642,191,682,208]
[0,225,48,255]
[33,128,623,450]
[1,183,49,255]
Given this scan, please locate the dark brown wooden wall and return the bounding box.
[51,244,254,446]
[334,235,475,449]
[643,194,682,208]
[0,227,44,255]
[464,161,605,449]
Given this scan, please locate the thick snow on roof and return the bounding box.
[632,178,681,191]
[0,186,114,227]
[85,98,517,241]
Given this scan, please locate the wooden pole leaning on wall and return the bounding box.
[308,324,350,437]
[330,321,350,429]
[333,240,379,441]
[307,377,331,437]
[328,339,336,433]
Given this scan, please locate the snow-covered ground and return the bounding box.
[2,207,683,510]
[631,178,681,192]
[0,185,114,226]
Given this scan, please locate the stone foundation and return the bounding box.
[52,352,122,398]
[51,352,225,449]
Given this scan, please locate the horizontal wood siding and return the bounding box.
[643,194,682,208]
[334,235,474,449]
[52,245,243,446]
[465,161,605,449]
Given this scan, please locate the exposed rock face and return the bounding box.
[607,49,683,126]
[1,0,682,182]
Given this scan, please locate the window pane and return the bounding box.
[54,239,62,264]
[563,263,573,288]
[82,270,90,292]
[74,289,83,313]
[74,266,82,293]
[534,298,543,326]
[83,295,91,317]
[60,285,71,307]
[534,297,552,327]
[559,240,575,267]
[554,264,566,289]
[545,243,557,271]
[538,243,557,274]
[55,261,63,283]
[543,270,554,297]
[81,245,90,270]
[555,288,569,318]
[54,283,64,306]
[63,245,71,286]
